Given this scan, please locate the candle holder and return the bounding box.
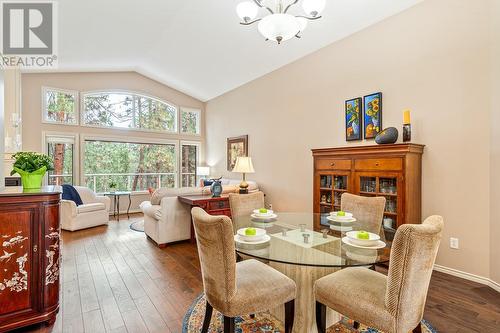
[403,123,411,142]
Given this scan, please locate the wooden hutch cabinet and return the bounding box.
[312,144,424,237]
[0,187,61,332]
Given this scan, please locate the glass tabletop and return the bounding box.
[232,212,391,268]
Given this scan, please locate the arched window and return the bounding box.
[82,91,177,132]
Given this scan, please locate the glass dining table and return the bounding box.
[232,212,391,333]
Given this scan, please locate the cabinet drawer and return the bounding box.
[208,200,230,211]
[354,158,403,171]
[316,159,351,170]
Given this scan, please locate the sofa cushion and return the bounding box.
[77,202,106,214]
[151,187,205,205]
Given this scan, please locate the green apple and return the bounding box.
[259,208,268,214]
[337,211,346,217]
[357,231,370,240]
[245,228,257,236]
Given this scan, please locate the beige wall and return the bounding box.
[21,71,205,211]
[490,0,500,284]
[206,0,494,279]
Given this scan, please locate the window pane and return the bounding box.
[47,142,73,185]
[83,140,177,193]
[83,92,177,132]
[45,89,77,124]
[181,109,200,134]
[181,144,198,187]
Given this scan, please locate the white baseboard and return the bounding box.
[434,264,500,293]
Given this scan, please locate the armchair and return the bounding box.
[60,186,111,231]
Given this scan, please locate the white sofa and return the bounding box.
[140,178,258,247]
[60,186,111,231]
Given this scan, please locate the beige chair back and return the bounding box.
[385,215,444,332]
[229,192,265,217]
[191,207,237,309]
[341,193,386,236]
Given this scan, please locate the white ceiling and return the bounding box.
[52,0,422,101]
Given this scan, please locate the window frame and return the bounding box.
[42,131,80,186]
[41,86,80,126]
[80,89,179,134]
[80,134,180,193]
[180,140,201,188]
[179,107,202,137]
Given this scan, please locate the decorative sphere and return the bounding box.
[375,127,399,144]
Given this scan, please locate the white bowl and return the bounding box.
[252,209,274,217]
[346,231,380,247]
[237,227,266,242]
[330,211,353,221]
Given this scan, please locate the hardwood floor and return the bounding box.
[14,215,500,333]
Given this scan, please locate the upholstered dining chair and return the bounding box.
[341,193,386,239]
[191,207,297,333]
[228,191,265,217]
[314,215,444,333]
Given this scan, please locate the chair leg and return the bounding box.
[413,323,422,333]
[353,321,360,329]
[223,316,235,333]
[284,299,295,333]
[201,301,213,333]
[315,301,326,333]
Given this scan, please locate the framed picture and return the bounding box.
[345,97,362,141]
[363,92,382,139]
[227,135,248,171]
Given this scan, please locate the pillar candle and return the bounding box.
[403,109,411,124]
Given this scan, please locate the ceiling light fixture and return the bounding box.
[236,0,326,44]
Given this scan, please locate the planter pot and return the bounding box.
[14,166,47,190]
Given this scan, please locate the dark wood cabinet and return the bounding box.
[312,144,424,237]
[0,187,61,332]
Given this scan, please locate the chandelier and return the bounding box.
[236,0,326,44]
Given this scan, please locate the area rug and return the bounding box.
[129,220,144,232]
[182,294,438,333]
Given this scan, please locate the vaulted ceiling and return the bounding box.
[53,0,422,101]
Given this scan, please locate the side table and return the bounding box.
[103,191,132,221]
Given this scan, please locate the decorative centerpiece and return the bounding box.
[375,127,399,144]
[210,177,223,198]
[10,152,54,190]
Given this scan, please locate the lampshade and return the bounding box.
[236,1,259,22]
[196,166,210,176]
[258,14,300,44]
[302,0,326,17]
[232,157,255,173]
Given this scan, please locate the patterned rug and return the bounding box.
[129,220,144,232]
[183,294,438,333]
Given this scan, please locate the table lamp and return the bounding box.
[196,166,210,187]
[232,157,255,194]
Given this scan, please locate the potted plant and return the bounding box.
[10,152,54,189]
[109,181,117,192]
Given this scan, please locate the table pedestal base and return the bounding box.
[269,262,341,333]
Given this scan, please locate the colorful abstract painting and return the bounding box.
[364,92,382,139]
[345,97,362,141]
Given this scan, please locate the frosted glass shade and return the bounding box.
[302,0,326,17]
[258,14,300,44]
[232,157,255,173]
[236,1,259,22]
[297,17,308,32]
[196,166,210,176]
